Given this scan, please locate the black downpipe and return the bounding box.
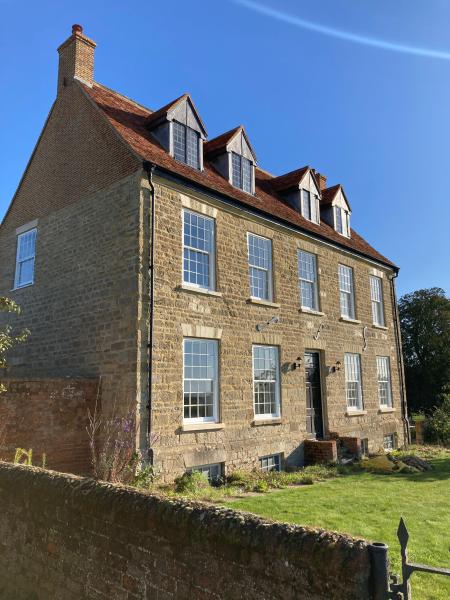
[143,161,156,463]
[390,271,410,444]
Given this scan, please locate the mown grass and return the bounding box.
[222,447,450,600]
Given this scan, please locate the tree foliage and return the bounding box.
[399,288,450,414]
[0,297,29,393]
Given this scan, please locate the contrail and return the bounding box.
[233,0,450,61]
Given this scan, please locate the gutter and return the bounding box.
[143,161,156,463]
[389,272,410,445]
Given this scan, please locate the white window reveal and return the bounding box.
[173,121,200,169]
[247,233,273,301]
[335,206,350,237]
[183,210,215,290]
[298,250,319,311]
[344,353,363,411]
[383,434,395,451]
[190,463,223,484]
[259,454,281,472]
[14,228,37,289]
[183,339,218,423]
[339,264,356,319]
[231,152,253,193]
[370,276,385,326]
[253,345,280,419]
[377,356,393,408]
[301,190,319,224]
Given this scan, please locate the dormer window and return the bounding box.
[301,190,320,224]
[232,152,252,193]
[173,121,200,169]
[335,206,350,237]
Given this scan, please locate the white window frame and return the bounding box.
[189,463,223,483]
[252,345,281,419]
[231,152,253,193]
[377,356,393,408]
[14,228,37,289]
[301,190,320,224]
[383,434,395,451]
[182,209,216,290]
[183,338,219,424]
[247,233,273,301]
[259,454,281,472]
[298,250,319,311]
[334,206,350,237]
[370,276,385,326]
[338,264,356,319]
[344,353,363,411]
[172,121,200,169]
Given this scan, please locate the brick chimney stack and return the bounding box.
[57,24,96,95]
[314,171,327,191]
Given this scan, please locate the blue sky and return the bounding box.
[1,0,449,296]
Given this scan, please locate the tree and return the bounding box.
[0,297,29,393]
[399,288,450,414]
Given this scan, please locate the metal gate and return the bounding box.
[370,517,450,599]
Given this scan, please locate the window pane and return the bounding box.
[15,229,37,287]
[173,121,186,162]
[248,234,272,300]
[335,207,343,234]
[377,356,392,407]
[260,454,281,472]
[345,353,362,410]
[339,265,355,319]
[183,339,218,422]
[253,345,279,417]
[190,463,222,483]
[231,152,242,189]
[370,276,385,326]
[186,127,199,168]
[298,251,318,310]
[302,190,311,220]
[183,211,214,289]
[242,157,252,193]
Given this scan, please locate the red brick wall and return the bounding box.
[340,436,361,456]
[304,439,338,464]
[0,378,98,475]
[0,463,372,599]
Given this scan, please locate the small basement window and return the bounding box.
[190,463,223,484]
[383,434,396,451]
[259,454,281,472]
[361,438,369,456]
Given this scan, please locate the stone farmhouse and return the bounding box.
[0,26,408,481]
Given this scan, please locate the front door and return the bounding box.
[305,351,324,438]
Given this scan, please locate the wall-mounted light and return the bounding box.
[291,356,302,371]
[335,360,342,371]
[327,360,342,375]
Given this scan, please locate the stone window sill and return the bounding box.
[177,284,223,298]
[372,324,388,331]
[252,417,282,426]
[299,308,325,317]
[247,297,281,308]
[345,410,367,417]
[181,422,225,432]
[378,407,396,413]
[339,317,361,325]
[10,283,34,292]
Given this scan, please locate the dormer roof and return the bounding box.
[146,93,207,138]
[321,184,351,211]
[205,125,257,162]
[270,166,317,194]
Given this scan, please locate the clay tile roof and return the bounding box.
[204,126,242,157]
[321,184,341,206]
[81,81,396,268]
[270,166,310,193]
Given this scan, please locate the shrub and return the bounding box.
[174,471,211,494]
[425,394,450,445]
[133,464,157,490]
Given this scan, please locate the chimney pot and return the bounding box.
[72,24,83,35]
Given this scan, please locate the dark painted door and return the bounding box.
[305,351,323,438]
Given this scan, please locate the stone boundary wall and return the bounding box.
[0,462,373,599]
[0,378,98,475]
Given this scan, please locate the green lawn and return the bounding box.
[223,453,450,600]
